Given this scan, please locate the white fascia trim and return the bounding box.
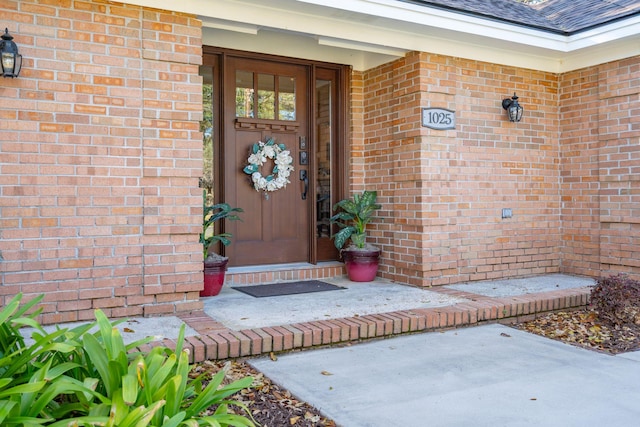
[564,15,640,49]
[296,0,640,53]
[296,0,568,50]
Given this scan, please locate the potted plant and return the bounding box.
[200,201,243,297]
[330,190,382,282]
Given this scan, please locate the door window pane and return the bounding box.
[278,75,296,120]
[235,70,254,118]
[201,65,214,203]
[316,79,332,238]
[235,70,296,121]
[257,73,275,119]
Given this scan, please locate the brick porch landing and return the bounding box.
[153,274,594,362]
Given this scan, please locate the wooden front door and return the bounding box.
[224,57,310,266]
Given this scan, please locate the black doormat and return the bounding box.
[231,280,344,298]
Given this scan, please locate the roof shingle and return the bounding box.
[403,0,640,34]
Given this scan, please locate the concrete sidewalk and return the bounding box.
[249,323,640,427]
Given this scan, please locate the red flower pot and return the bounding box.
[342,247,380,282]
[201,255,229,297]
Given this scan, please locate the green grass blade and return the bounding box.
[162,375,182,419]
[29,378,96,418]
[0,381,46,398]
[47,416,109,427]
[162,411,187,427]
[148,353,177,394]
[82,333,113,396]
[122,373,139,406]
[0,400,17,425]
[174,324,185,356]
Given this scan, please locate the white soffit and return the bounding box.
[123,0,640,73]
[201,27,401,70]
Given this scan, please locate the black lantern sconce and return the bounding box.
[1,28,23,78]
[502,92,523,122]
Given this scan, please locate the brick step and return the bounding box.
[224,262,345,286]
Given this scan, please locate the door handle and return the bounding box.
[300,170,308,200]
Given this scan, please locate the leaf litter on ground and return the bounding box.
[516,307,640,354]
[191,359,336,427]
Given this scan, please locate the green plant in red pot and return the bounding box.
[200,201,243,296]
[330,190,382,282]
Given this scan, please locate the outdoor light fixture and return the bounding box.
[502,92,523,122]
[1,28,22,78]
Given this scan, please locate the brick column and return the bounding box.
[139,9,204,316]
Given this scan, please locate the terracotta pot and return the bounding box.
[201,255,229,297]
[341,247,380,282]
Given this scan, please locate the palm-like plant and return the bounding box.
[201,202,243,258]
[330,190,381,249]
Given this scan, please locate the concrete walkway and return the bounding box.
[250,323,640,426]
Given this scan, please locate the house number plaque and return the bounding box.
[422,108,455,130]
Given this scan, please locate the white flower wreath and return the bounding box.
[243,137,294,194]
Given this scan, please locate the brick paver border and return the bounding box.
[142,287,592,363]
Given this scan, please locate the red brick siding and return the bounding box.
[1,1,638,323]
[559,66,602,277]
[560,56,640,279]
[355,52,562,286]
[0,0,203,323]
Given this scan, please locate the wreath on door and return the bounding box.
[243,137,294,193]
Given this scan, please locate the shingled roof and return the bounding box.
[403,0,640,34]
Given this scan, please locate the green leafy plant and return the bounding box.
[590,274,640,328]
[200,199,243,258]
[330,190,381,249]
[0,293,256,427]
[0,293,93,426]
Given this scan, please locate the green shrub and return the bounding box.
[0,293,255,426]
[200,201,243,258]
[590,274,640,328]
[330,190,381,249]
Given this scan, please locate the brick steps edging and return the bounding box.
[142,287,592,363]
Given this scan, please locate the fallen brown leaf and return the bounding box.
[517,308,640,354]
[192,360,336,426]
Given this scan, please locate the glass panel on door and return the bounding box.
[278,75,296,120]
[201,65,214,204]
[235,70,254,118]
[257,73,275,119]
[235,70,296,121]
[316,78,333,258]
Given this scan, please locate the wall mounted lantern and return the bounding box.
[1,28,23,78]
[502,92,523,122]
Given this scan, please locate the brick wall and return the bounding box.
[1,1,637,323]
[560,56,640,279]
[353,52,639,285]
[356,52,563,287]
[0,0,204,323]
